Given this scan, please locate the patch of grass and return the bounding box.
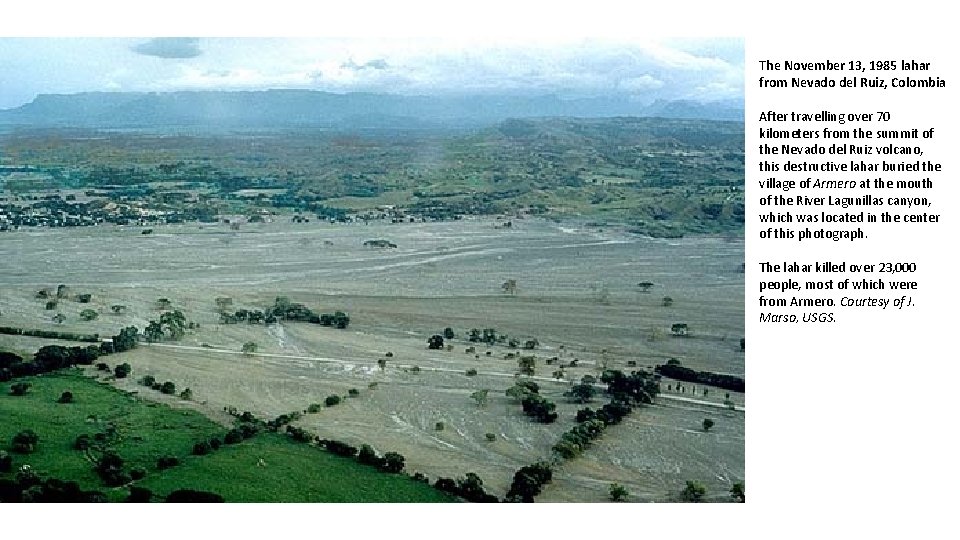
[0,370,455,502]
[136,433,457,502]
[0,370,224,491]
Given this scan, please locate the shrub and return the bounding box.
[10,382,30,396]
[114,363,131,379]
[348,388,360,397]
[79,309,99,321]
[127,486,152,502]
[357,444,382,467]
[307,403,323,413]
[702,418,715,432]
[321,439,358,458]
[45,300,58,310]
[0,450,12,472]
[465,368,478,376]
[379,452,405,473]
[485,433,497,442]
[130,468,147,481]
[156,456,180,470]
[680,480,707,502]
[610,483,629,502]
[95,362,110,372]
[427,334,444,350]
[324,395,341,407]
[73,434,91,451]
[223,429,244,445]
[238,424,259,439]
[209,438,222,450]
[140,375,156,387]
[57,391,74,404]
[160,381,176,395]
[435,421,445,431]
[192,441,213,456]
[179,388,193,401]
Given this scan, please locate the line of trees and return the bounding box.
[655,361,745,393]
[0,325,100,342]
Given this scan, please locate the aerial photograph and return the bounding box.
[0,37,744,503]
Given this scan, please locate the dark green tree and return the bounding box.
[731,482,745,503]
[427,334,445,350]
[680,480,706,502]
[609,483,629,502]
[379,452,405,473]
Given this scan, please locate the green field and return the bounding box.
[136,433,456,503]
[0,370,455,502]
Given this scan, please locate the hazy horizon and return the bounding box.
[0,37,744,110]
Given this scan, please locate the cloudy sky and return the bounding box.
[0,37,743,110]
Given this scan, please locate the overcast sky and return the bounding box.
[0,37,743,110]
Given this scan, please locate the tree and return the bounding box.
[379,452,405,473]
[79,309,99,321]
[331,311,351,329]
[110,304,127,314]
[731,482,745,503]
[564,383,597,403]
[144,321,164,342]
[670,323,688,336]
[156,456,180,470]
[95,451,130,486]
[637,281,654,292]
[377,358,387,371]
[427,334,445,350]
[45,300,58,310]
[609,483,629,502]
[241,341,258,355]
[12,430,39,453]
[57,391,74,404]
[140,375,156,387]
[0,450,11,472]
[680,480,706,502]
[517,356,535,376]
[192,441,213,456]
[160,381,176,395]
[501,279,517,295]
[702,418,715,432]
[325,395,341,407]
[114,363,131,379]
[10,382,30,396]
[443,327,455,340]
[470,389,489,407]
[353,444,379,466]
[179,388,193,400]
[485,433,497,442]
[127,486,153,502]
[156,298,172,310]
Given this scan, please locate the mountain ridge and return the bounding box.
[0,90,743,130]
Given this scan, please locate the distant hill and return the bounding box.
[0,90,743,130]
